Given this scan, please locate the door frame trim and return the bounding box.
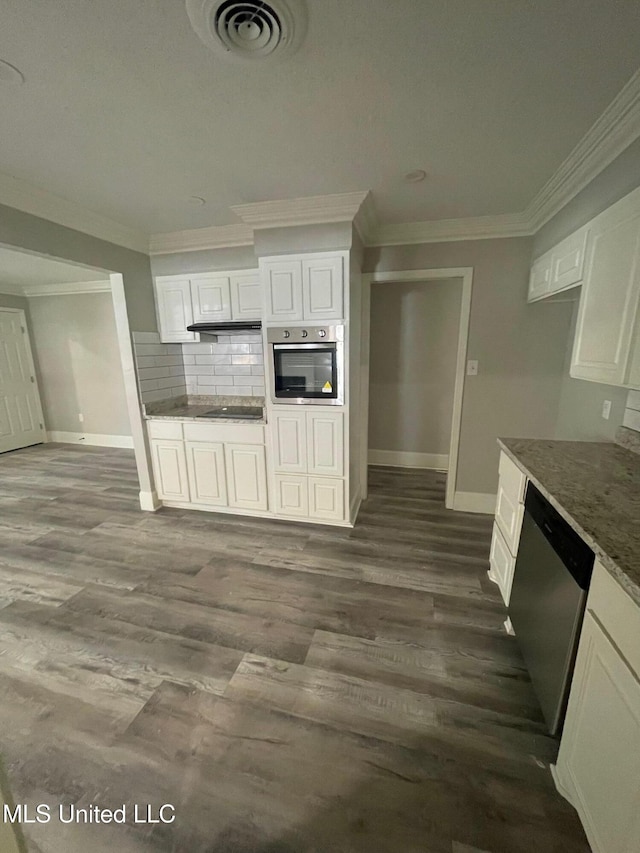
[0,307,46,452]
[361,266,473,511]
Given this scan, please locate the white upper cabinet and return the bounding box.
[262,253,345,323]
[154,269,261,342]
[263,259,304,322]
[528,252,552,302]
[571,186,640,387]
[155,278,197,342]
[550,226,589,293]
[230,272,261,319]
[302,256,344,321]
[191,275,232,323]
[528,226,589,303]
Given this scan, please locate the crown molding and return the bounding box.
[352,191,378,245]
[22,280,111,298]
[525,67,640,232]
[149,223,254,255]
[370,212,532,247]
[0,282,26,296]
[231,190,371,229]
[0,172,148,254]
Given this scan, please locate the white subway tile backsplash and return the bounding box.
[250,365,264,376]
[134,344,168,356]
[252,385,266,396]
[136,356,157,368]
[231,353,263,365]
[233,386,254,396]
[216,364,251,375]
[182,342,214,354]
[182,355,196,365]
[132,331,161,344]
[210,375,234,386]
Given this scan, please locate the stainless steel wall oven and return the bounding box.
[267,325,344,405]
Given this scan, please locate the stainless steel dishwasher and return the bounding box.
[509,483,594,735]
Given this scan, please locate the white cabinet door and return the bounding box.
[550,226,589,294]
[302,256,344,320]
[185,441,227,506]
[263,260,303,322]
[528,252,552,302]
[489,522,516,606]
[273,474,309,517]
[556,612,640,853]
[308,477,344,522]
[571,188,640,386]
[495,452,526,553]
[271,412,307,473]
[191,275,232,323]
[225,443,268,511]
[155,278,197,342]
[230,272,261,320]
[307,411,344,477]
[151,439,190,501]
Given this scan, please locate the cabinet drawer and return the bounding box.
[587,561,640,676]
[183,422,264,444]
[147,419,183,440]
[489,521,516,606]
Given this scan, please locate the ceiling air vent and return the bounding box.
[186,0,306,61]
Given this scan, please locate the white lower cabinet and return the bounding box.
[554,562,640,853]
[308,477,344,522]
[149,421,268,514]
[224,443,268,511]
[151,439,190,501]
[489,522,516,606]
[185,441,227,507]
[270,408,346,522]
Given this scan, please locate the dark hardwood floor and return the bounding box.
[0,444,590,852]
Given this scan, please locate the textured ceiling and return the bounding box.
[0,0,639,234]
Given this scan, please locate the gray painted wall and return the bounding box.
[0,203,156,331]
[150,245,257,277]
[28,293,131,436]
[364,238,573,495]
[253,222,353,256]
[369,279,461,458]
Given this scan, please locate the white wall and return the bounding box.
[29,291,131,437]
[369,278,461,465]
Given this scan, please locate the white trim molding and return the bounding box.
[0,282,25,296]
[369,450,449,470]
[452,491,497,515]
[526,67,640,232]
[149,223,254,255]
[371,212,532,247]
[22,280,110,298]
[231,191,371,229]
[47,431,134,448]
[363,267,473,512]
[0,171,148,254]
[139,490,161,511]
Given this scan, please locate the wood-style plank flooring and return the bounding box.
[0,444,590,852]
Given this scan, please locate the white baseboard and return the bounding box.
[453,491,496,514]
[139,490,160,511]
[368,449,449,470]
[47,431,134,448]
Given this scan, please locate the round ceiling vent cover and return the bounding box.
[186,0,306,61]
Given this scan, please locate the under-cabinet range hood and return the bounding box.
[186,321,261,334]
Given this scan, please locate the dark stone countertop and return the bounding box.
[498,437,640,607]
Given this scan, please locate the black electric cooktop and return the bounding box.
[196,406,263,420]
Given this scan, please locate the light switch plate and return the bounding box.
[466,360,479,376]
[602,400,612,420]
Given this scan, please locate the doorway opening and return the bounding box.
[361,267,473,510]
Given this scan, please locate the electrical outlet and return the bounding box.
[602,400,612,420]
[466,360,479,376]
[78,413,84,423]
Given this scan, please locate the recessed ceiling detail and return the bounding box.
[186,0,306,61]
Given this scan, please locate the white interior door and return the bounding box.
[0,309,46,454]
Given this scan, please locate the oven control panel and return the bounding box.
[267,325,343,344]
